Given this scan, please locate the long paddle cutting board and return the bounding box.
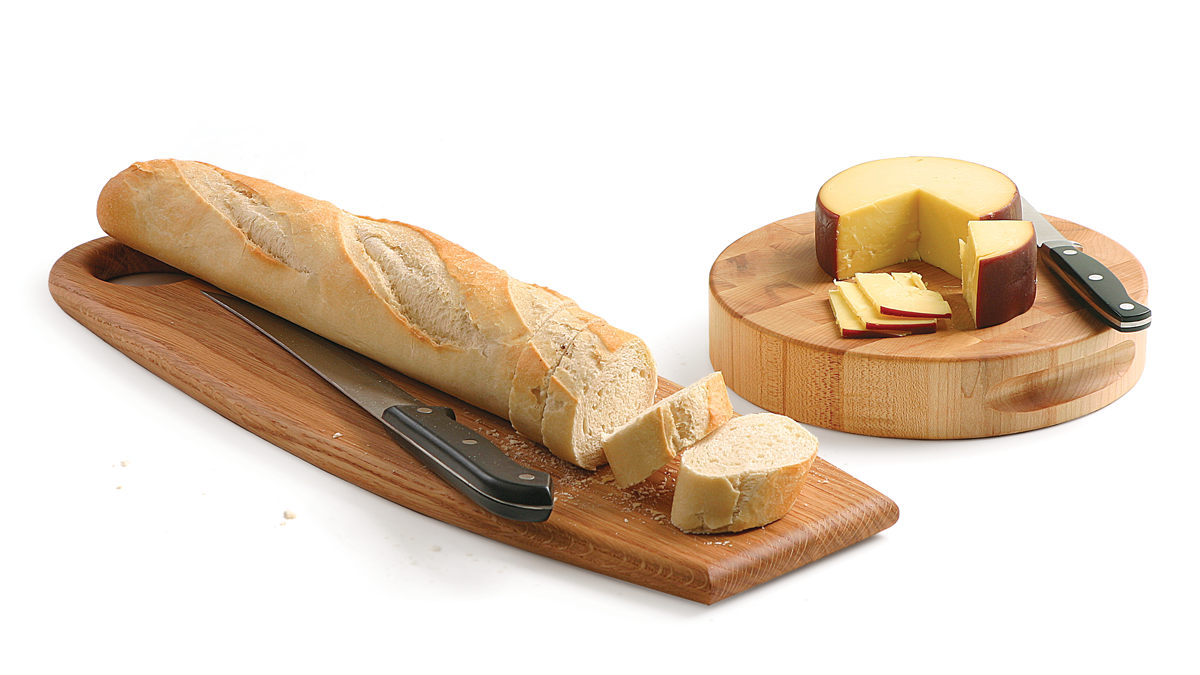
[50,237,899,604]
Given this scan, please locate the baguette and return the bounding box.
[96,160,658,467]
[602,372,733,487]
[670,413,818,533]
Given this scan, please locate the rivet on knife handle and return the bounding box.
[1039,243,1151,332]
[381,404,555,522]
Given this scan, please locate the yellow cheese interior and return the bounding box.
[891,272,927,291]
[819,157,1017,278]
[959,238,980,318]
[915,191,987,274]
[832,189,921,276]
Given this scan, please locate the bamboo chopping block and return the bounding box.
[708,212,1149,439]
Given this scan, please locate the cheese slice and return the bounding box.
[834,280,937,333]
[816,157,1021,279]
[959,220,1037,328]
[855,272,952,319]
[829,289,911,338]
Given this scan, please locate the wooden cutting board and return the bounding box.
[50,237,898,605]
[710,212,1149,439]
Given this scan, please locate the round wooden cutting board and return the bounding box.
[709,212,1149,439]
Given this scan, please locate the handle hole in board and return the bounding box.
[986,340,1137,413]
[107,272,194,286]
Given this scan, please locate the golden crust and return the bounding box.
[95,159,638,439]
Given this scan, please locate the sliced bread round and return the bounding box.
[602,372,733,488]
[507,303,592,443]
[670,413,818,534]
[540,319,657,470]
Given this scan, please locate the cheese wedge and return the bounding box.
[855,272,952,319]
[834,280,936,333]
[960,220,1037,328]
[816,157,1021,280]
[829,289,911,338]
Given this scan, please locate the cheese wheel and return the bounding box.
[815,157,1021,280]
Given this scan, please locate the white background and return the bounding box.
[4,2,1196,673]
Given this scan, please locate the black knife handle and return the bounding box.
[1040,243,1151,332]
[381,405,553,522]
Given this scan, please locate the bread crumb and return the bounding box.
[332,433,343,439]
[283,510,297,520]
[120,460,130,467]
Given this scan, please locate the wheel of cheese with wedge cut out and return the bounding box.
[816,157,1034,329]
[815,157,1021,280]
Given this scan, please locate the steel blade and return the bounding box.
[1021,196,1077,248]
[204,292,419,418]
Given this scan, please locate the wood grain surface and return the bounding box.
[710,212,1149,439]
[50,237,899,605]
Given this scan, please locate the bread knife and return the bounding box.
[204,291,554,522]
[1021,197,1151,332]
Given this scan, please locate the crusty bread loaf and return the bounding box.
[670,413,818,533]
[602,372,733,487]
[96,160,658,467]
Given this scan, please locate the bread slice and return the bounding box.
[507,303,591,444]
[602,372,733,487]
[670,413,818,534]
[540,318,658,470]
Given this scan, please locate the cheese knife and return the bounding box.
[1021,197,1151,332]
[205,291,554,523]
